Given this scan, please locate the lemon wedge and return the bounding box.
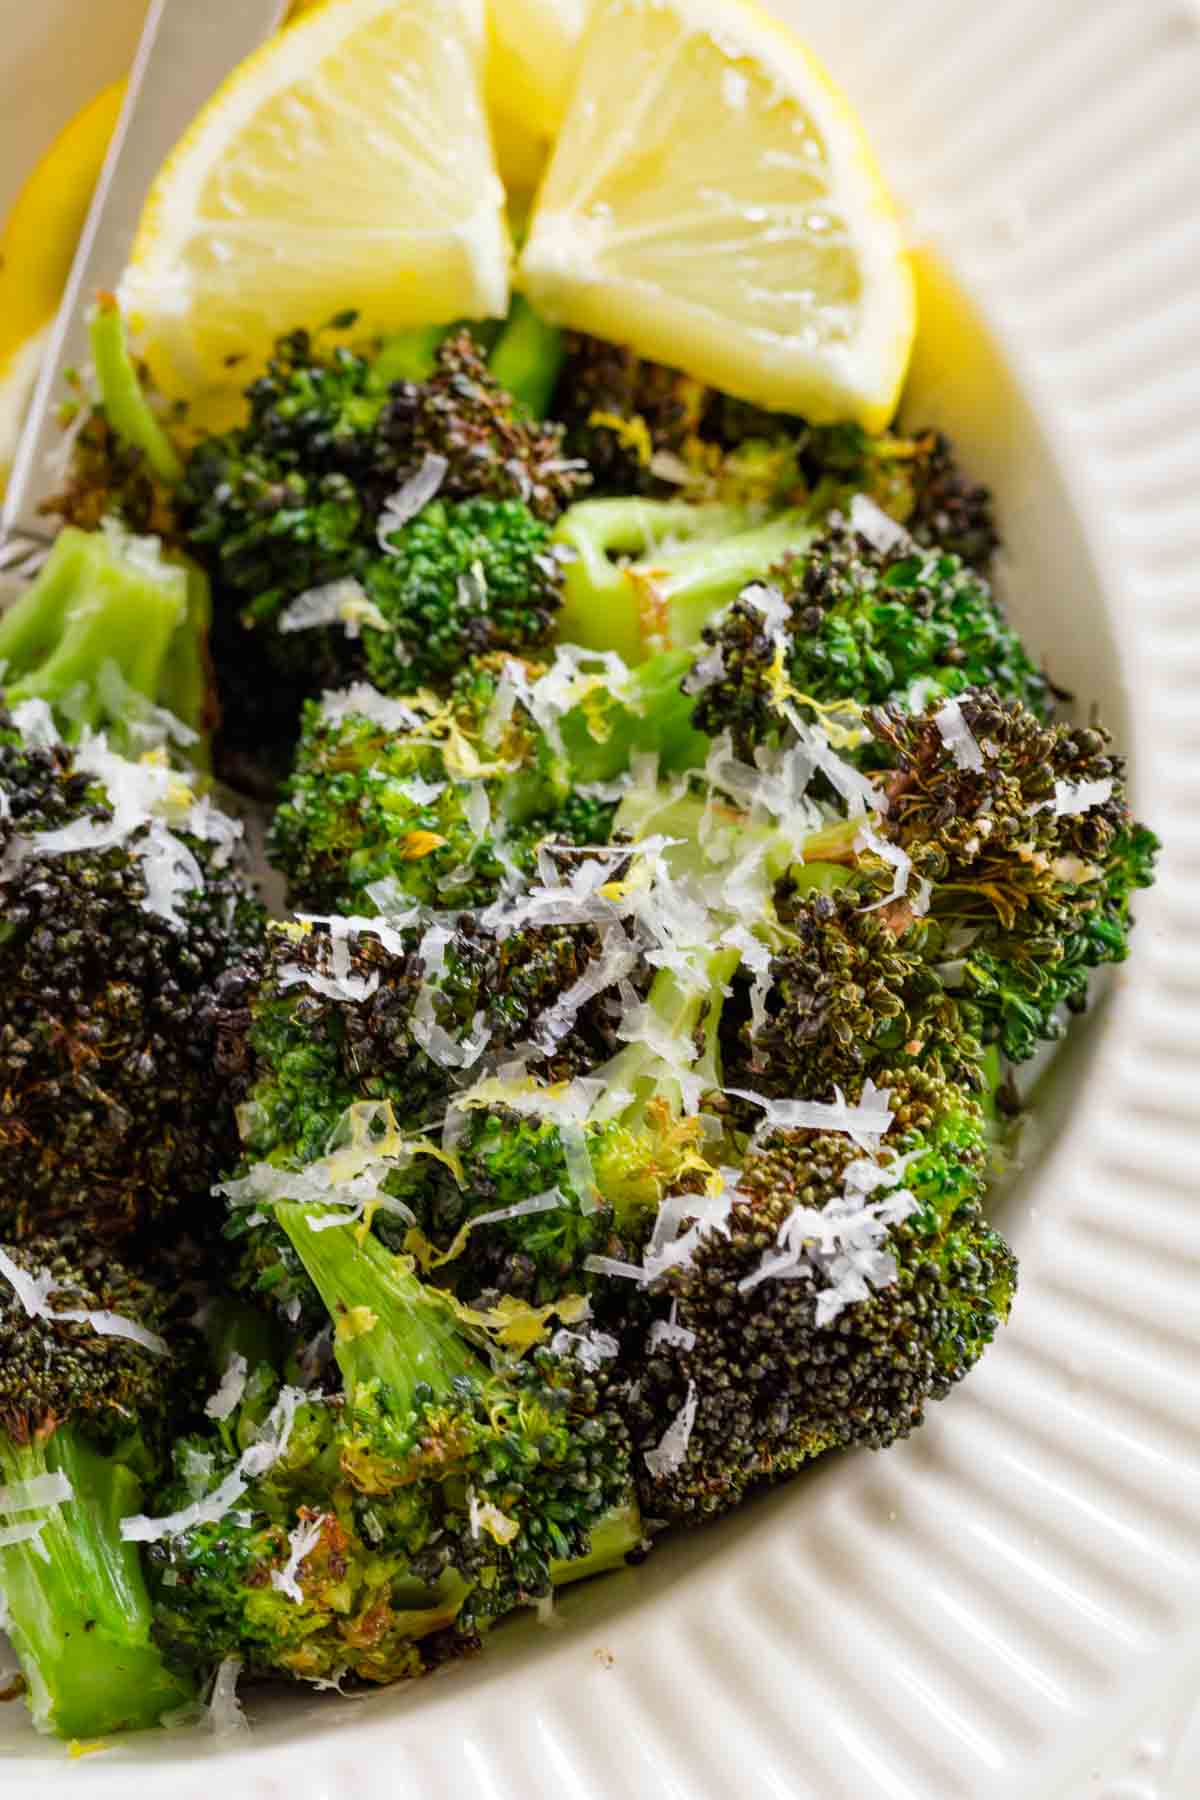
[0,82,123,483]
[485,0,586,195]
[519,0,915,430]
[120,0,510,403]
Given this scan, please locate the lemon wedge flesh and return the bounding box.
[120,0,510,402]
[519,0,915,430]
[485,0,586,194]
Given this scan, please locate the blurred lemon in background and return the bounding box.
[0,83,123,488]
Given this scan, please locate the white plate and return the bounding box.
[1,1,1198,1794]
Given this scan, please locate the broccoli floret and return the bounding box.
[709,688,1159,1078]
[379,329,588,523]
[807,422,999,571]
[361,498,563,690]
[268,646,708,914]
[552,496,824,661]
[691,523,1046,758]
[0,525,214,762]
[625,1067,1016,1524]
[0,1236,199,1735]
[721,883,987,1104]
[179,325,586,775]
[0,710,263,1242]
[863,690,1159,1059]
[149,1218,640,1685]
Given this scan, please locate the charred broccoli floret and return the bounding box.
[690,522,1046,758]
[553,336,998,568]
[379,329,588,523]
[625,1068,1015,1524]
[179,326,586,775]
[0,1236,199,1735]
[0,710,263,1242]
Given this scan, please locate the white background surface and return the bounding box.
[1,2,1198,1794]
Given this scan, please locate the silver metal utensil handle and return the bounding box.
[1,0,288,558]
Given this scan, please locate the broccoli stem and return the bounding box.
[560,647,713,782]
[553,500,822,662]
[553,499,758,662]
[368,324,453,390]
[273,1208,480,1410]
[632,510,820,659]
[89,297,182,485]
[0,1428,194,1737]
[0,526,188,741]
[599,946,742,1119]
[156,561,214,766]
[488,297,564,420]
[549,1497,643,1588]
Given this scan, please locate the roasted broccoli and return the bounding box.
[0,1236,199,1735]
[690,519,1046,757]
[146,1212,640,1687]
[268,646,707,914]
[625,1066,1015,1524]
[553,335,998,568]
[178,324,587,775]
[0,706,263,1242]
[0,523,214,761]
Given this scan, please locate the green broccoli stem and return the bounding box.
[156,561,214,767]
[89,298,182,484]
[368,324,454,390]
[499,648,712,830]
[274,1208,480,1410]
[552,499,820,662]
[560,647,713,782]
[549,1497,642,1588]
[0,526,187,736]
[599,946,742,1121]
[0,1428,194,1737]
[553,499,757,662]
[488,297,564,420]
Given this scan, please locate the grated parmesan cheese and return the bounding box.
[549,1327,619,1370]
[376,454,449,548]
[727,1081,894,1151]
[0,1245,167,1354]
[1053,776,1114,817]
[319,684,425,732]
[0,1473,73,1514]
[204,1353,248,1422]
[644,1381,698,1480]
[933,697,985,772]
[207,1656,250,1738]
[848,492,909,554]
[270,1514,326,1604]
[278,579,388,640]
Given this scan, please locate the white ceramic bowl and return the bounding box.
[2,3,1198,1795]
